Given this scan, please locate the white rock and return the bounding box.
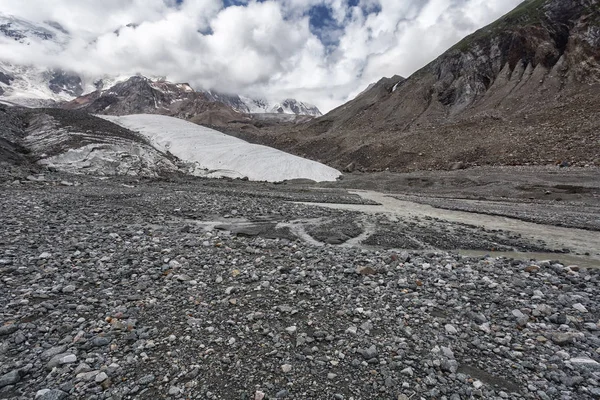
[473,380,484,389]
[35,389,51,399]
[39,252,52,259]
[570,357,600,369]
[281,364,292,373]
[95,372,108,383]
[573,303,588,313]
[445,324,458,334]
[285,326,297,334]
[346,326,358,335]
[60,354,77,364]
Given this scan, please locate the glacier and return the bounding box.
[101,114,341,182]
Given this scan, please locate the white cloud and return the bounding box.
[0,0,525,112]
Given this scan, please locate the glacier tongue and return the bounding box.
[101,114,341,182]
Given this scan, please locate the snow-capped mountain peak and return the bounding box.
[0,13,69,46]
[269,99,322,117]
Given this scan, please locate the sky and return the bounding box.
[0,0,525,112]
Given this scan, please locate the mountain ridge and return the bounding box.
[0,14,321,116]
[237,0,600,171]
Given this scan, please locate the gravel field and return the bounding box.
[1,173,600,400]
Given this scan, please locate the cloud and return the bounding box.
[0,0,525,112]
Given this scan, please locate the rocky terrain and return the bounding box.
[0,105,183,180]
[1,173,600,400]
[233,0,600,172]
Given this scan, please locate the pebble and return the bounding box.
[281,364,293,373]
[0,370,22,388]
[1,175,599,400]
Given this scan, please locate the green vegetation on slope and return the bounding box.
[451,0,547,52]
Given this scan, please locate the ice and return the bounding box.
[101,114,341,182]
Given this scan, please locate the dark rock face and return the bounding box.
[0,72,13,85]
[0,105,29,166]
[63,76,247,127]
[48,70,83,97]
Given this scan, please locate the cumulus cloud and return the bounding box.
[0,0,525,112]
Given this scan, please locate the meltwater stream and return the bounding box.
[300,190,600,268]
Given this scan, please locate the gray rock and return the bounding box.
[361,345,378,360]
[0,369,22,388]
[41,346,68,360]
[46,353,77,370]
[61,285,76,293]
[92,336,111,347]
[551,333,574,346]
[0,324,18,336]
[95,372,108,383]
[138,374,155,385]
[36,389,68,400]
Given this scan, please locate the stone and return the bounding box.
[41,346,68,360]
[570,357,600,370]
[551,333,574,346]
[168,386,181,395]
[361,345,378,360]
[573,303,588,313]
[285,326,297,334]
[36,390,68,400]
[281,364,292,373]
[445,324,458,334]
[345,326,358,335]
[255,391,266,400]
[47,353,77,370]
[62,285,76,293]
[92,336,111,347]
[95,372,108,383]
[138,374,155,385]
[60,354,77,364]
[0,324,18,336]
[0,369,22,388]
[524,265,540,273]
[356,266,377,275]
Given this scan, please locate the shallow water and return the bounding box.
[300,189,600,265]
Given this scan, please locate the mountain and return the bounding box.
[0,105,340,182]
[0,14,84,106]
[64,76,248,127]
[0,14,321,116]
[192,90,322,117]
[246,0,600,171]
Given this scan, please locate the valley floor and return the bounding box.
[0,169,599,399]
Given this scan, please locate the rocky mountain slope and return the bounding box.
[0,105,180,179]
[0,105,339,182]
[246,0,600,171]
[64,76,250,127]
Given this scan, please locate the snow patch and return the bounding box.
[101,114,341,182]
